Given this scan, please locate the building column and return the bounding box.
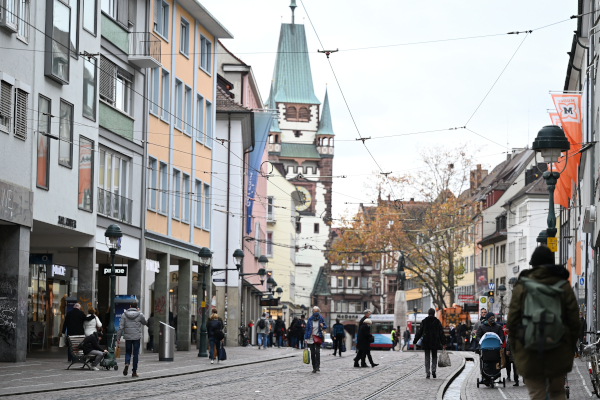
[177,259,192,351]
[0,225,30,362]
[127,259,143,304]
[78,248,95,314]
[154,253,170,353]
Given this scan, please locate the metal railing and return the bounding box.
[98,187,133,224]
[128,32,161,64]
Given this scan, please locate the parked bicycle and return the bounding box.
[582,330,600,398]
[238,326,249,347]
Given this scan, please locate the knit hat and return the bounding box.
[364,318,372,325]
[529,246,555,266]
[485,312,495,320]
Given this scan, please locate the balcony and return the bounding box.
[98,188,133,224]
[316,145,334,156]
[128,32,161,68]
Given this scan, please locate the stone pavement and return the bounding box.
[0,348,465,400]
[461,354,593,400]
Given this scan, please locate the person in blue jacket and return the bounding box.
[305,306,327,373]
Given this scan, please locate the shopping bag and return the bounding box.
[218,346,227,361]
[438,349,451,367]
[115,346,121,358]
[303,349,310,364]
[500,348,506,368]
[59,336,66,348]
[341,343,347,353]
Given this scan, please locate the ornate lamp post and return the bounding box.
[104,224,123,347]
[197,247,212,357]
[531,125,570,247]
[497,284,507,323]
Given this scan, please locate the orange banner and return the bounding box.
[547,112,569,208]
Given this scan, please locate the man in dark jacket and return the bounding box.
[274,317,285,348]
[81,331,107,370]
[456,322,466,350]
[402,327,411,351]
[476,313,505,343]
[414,308,445,379]
[289,317,298,348]
[354,309,371,363]
[355,318,378,368]
[332,318,345,356]
[296,315,307,349]
[62,303,94,361]
[507,246,580,400]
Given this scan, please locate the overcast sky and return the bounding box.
[204,0,577,221]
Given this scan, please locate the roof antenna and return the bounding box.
[290,0,297,24]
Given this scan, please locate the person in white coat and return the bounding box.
[83,307,102,337]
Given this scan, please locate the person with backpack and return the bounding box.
[207,309,224,363]
[332,318,345,356]
[507,246,580,400]
[296,315,307,349]
[413,308,445,379]
[274,316,285,348]
[255,313,269,349]
[267,314,275,347]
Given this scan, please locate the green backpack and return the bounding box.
[520,277,567,357]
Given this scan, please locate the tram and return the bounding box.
[353,313,430,350]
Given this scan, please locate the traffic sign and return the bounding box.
[547,237,558,252]
[488,283,495,290]
[489,297,494,304]
[580,277,585,286]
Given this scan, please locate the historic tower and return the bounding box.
[267,1,335,290]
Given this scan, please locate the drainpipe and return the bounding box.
[224,113,231,345]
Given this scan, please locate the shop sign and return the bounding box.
[260,298,279,306]
[513,265,520,274]
[332,314,359,320]
[52,265,66,277]
[458,295,474,301]
[0,179,33,227]
[58,216,76,229]
[29,254,52,264]
[102,266,127,276]
[213,278,225,282]
[146,259,159,273]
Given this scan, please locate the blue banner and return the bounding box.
[246,112,273,234]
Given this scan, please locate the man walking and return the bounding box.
[267,314,275,347]
[61,303,95,361]
[296,315,307,349]
[255,313,269,349]
[457,322,466,351]
[402,327,411,351]
[414,308,445,379]
[507,246,580,400]
[116,301,147,377]
[332,318,345,356]
[391,327,397,351]
[354,309,371,364]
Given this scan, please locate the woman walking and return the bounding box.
[355,318,379,368]
[414,308,445,378]
[304,306,327,373]
[207,310,223,364]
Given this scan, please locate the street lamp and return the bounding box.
[497,284,507,323]
[104,224,123,347]
[532,125,570,242]
[233,249,244,270]
[276,287,283,298]
[197,247,212,357]
[258,255,269,268]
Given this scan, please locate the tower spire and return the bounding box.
[290,0,297,24]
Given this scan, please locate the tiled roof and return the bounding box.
[279,143,320,159]
[503,176,548,205]
[216,86,251,112]
[266,23,320,105]
[316,88,334,135]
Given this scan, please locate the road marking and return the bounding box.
[497,388,508,399]
[7,373,63,382]
[0,363,41,369]
[574,362,593,397]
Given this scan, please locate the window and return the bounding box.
[200,35,211,73]
[375,261,380,270]
[330,276,337,288]
[354,276,359,287]
[337,277,343,288]
[194,180,202,226]
[159,161,167,213]
[98,150,130,221]
[0,80,12,132]
[17,0,30,41]
[266,232,273,257]
[361,277,368,288]
[490,249,493,265]
[83,56,97,120]
[341,302,348,312]
[101,0,127,26]
[465,256,469,271]
[205,100,212,143]
[100,56,133,115]
[115,74,132,114]
[518,237,527,261]
[182,173,190,222]
[1,0,18,29]
[37,96,51,189]
[203,183,210,229]
[469,255,474,272]
[314,223,319,234]
[346,276,352,288]
[179,18,189,55]
[196,94,204,142]
[500,277,506,286]
[58,100,73,167]
[500,244,506,263]
[375,287,381,295]
[484,249,487,267]
[508,210,516,227]
[45,0,71,83]
[298,107,310,121]
[495,247,499,264]
[161,69,169,120]
[153,0,168,39]
[149,67,159,115]
[82,0,96,34]
[267,196,274,221]
[286,106,297,120]
[172,169,180,218]
[508,242,515,264]
[78,136,94,211]
[184,86,192,134]
[519,203,528,223]
[296,222,301,233]
[69,0,79,58]
[13,89,27,140]
[148,157,157,210]
[174,79,183,130]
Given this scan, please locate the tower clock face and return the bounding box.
[295,186,312,211]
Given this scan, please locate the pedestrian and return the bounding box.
[476,312,505,344]
[267,314,275,347]
[207,309,223,363]
[390,327,397,350]
[449,324,457,350]
[289,317,298,348]
[116,300,147,378]
[81,330,108,371]
[353,309,372,364]
[274,316,285,348]
[355,318,379,368]
[402,327,411,351]
[256,313,269,349]
[473,307,487,332]
[578,311,587,355]
[61,303,95,361]
[413,308,445,379]
[504,326,519,386]
[332,318,345,356]
[296,315,307,349]
[83,307,102,337]
[457,322,467,351]
[507,246,580,400]
[146,313,154,351]
[304,306,327,373]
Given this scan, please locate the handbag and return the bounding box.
[313,335,323,345]
[218,346,227,361]
[438,349,451,367]
[341,343,347,352]
[416,337,423,347]
[500,348,506,368]
[115,346,121,358]
[303,348,310,364]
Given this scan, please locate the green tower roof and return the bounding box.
[268,81,281,133]
[316,88,334,136]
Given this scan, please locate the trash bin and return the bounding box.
[251,324,257,346]
[159,321,175,361]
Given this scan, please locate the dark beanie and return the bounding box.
[485,312,495,320]
[529,245,554,266]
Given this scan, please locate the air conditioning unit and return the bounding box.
[583,205,596,233]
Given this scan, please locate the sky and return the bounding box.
[203,0,577,222]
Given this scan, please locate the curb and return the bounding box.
[0,353,299,397]
[436,353,466,400]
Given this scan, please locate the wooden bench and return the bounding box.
[66,335,94,370]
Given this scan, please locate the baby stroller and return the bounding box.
[476,332,505,388]
[100,337,118,371]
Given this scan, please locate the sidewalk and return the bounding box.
[0,345,298,397]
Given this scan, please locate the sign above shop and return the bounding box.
[331,314,360,320]
[52,265,66,277]
[458,295,475,301]
[0,179,33,227]
[213,278,225,282]
[29,254,53,265]
[102,266,127,276]
[260,298,279,306]
[58,216,76,229]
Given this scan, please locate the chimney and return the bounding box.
[387,194,390,201]
[470,164,484,191]
[409,198,415,204]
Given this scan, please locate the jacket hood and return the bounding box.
[520,264,570,283]
[124,309,141,319]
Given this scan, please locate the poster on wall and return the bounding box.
[475,267,488,296]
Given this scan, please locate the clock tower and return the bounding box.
[266,1,335,292]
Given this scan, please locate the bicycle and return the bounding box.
[238,326,249,347]
[582,331,600,398]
